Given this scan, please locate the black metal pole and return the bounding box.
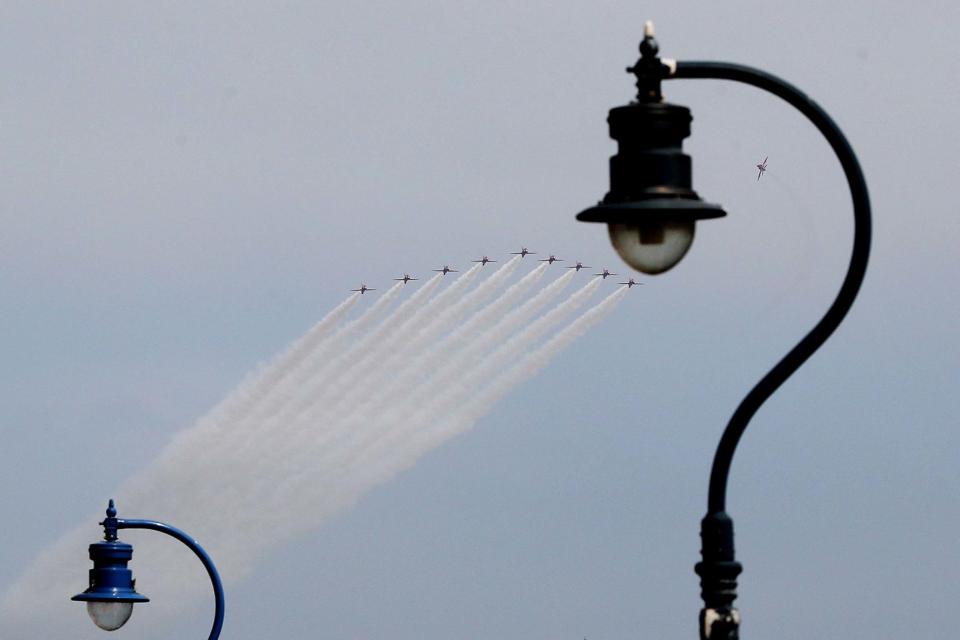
[667,61,872,639]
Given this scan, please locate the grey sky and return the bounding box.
[2,1,958,638]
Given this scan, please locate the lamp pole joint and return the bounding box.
[694,512,742,639]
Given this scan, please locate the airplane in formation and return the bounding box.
[351,255,630,291]
[433,265,459,275]
[756,156,768,181]
[594,268,618,279]
[351,284,375,294]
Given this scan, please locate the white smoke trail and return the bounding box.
[202,293,359,436]
[306,275,444,389]
[330,263,484,386]
[109,269,481,553]
[232,276,441,444]
[465,285,629,423]
[83,282,407,529]
[334,267,577,451]
[118,282,408,529]
[218,281,406,445]
[251,274,598,518]
[268,265,571,480]
[307,277,603,485]
[370,257,520,366]
[0,281,412,633]
[206,267,589,549]
[228,266,484,482]
[0,295,362,639]
[234,260,521,502]
[248,282,626,555]
[264,260,512,446]
[430,266,574,372]
[120,282,407,523]
[2,265,625,639]
[296,272,468,424]
[320,259,544,426]
[350,286,631,488]
[400,262,553,379]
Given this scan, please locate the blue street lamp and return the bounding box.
[73,500,225,638]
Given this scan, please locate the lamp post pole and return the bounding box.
[74,499,225,640]
[576,23,871,640]
[677,58,871,640]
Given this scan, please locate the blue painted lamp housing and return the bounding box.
[72,500,149,631]
[72,499,225,638]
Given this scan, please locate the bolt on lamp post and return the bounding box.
[576,22,871,640]
[73,500,225,639]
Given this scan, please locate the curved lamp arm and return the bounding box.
[665,61,871,639]
[671,61,872,513]
[117,519,225,640]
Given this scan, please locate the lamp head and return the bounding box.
[576,23,725,274]
[72,500,149,631]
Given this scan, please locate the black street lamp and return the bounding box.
[576,22,871,640]
[73,500,225,639]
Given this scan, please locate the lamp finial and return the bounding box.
[627,21,668,102]
[102,499,119,541]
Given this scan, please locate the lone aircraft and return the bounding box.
[472,256,497,266]
[351,284,375,294]
[756,156,768,181]
[567,261,590,272]
[393,274,418,283]
[619,278,642,289]
[510,247,537,258]
[539,255,563,264]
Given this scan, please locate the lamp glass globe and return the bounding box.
[607,220,695,274]
[86,602,134,631]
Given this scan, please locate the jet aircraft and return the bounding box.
[433,265,459,275]
[594,268,618,279]
[351,284,375,294]
[539,255,563,264]
[472,256,497,266]
[756,156,768,181]
[567,261,590,272]
[394,274,418,283]
[510,247,537,258]
[619,278,642,288]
